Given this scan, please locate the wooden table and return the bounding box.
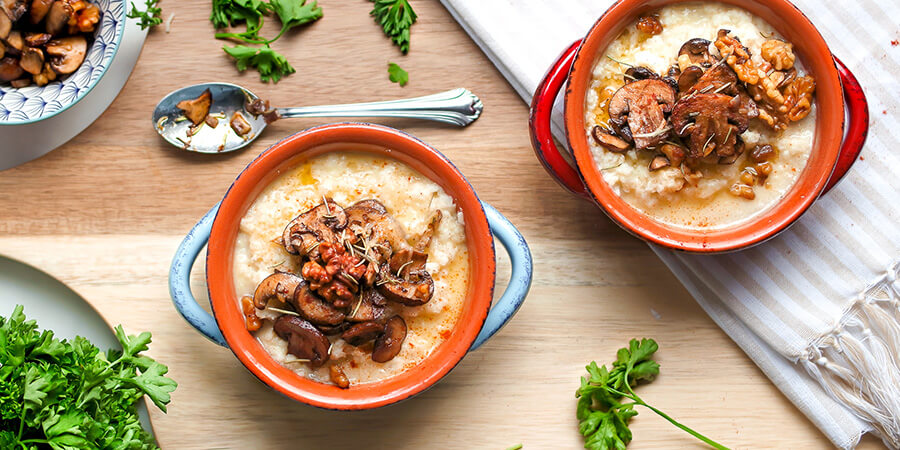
[0,2,881,448]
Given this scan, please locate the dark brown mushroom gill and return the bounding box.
[282,200,348,257]
[372,315,407,363]
[252,271,303,309]
[377,248,434,306]
[671,93,749,158]
[289,279,346,326]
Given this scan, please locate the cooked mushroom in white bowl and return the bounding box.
[0,0,125,124]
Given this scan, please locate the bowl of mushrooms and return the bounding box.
[529,0,869,253]
[0,0,125,124]
[169,123,533,409]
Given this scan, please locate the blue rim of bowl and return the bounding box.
[0,1,128,126]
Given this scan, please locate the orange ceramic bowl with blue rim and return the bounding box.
[529,0,869,253]
[168,123,533,410]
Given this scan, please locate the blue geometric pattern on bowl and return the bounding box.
[0,0,125,125]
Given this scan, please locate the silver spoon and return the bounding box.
[152,82,484,154]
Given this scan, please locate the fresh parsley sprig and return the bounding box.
[577,339,729,450]
[0,305,176,449]
[126,0,163,30]
[388,62,408,86]
[370,0,417,54]
[212,0,322,83]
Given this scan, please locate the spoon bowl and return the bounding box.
[152,82,483,154]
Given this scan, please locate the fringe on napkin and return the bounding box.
[800,261,900,449]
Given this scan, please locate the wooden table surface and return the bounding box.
[0,1,881,448]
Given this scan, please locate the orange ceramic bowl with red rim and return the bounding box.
[168,123,532,410]
[529,0,869,253]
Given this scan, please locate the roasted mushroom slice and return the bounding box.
[0,55,22,81]
[45,0,73,35]
[0,11,10,41]
[273,315,331,367]
[0,41,5,59]
[230,111,252,136]
[9,77,28,87]
[18,47,42,75]
[252,271,303,309]
[607,117,633,144]
[378,249,434,306]
[341,321,384,346]
[689,62,738,96]
[344,199,407,261]
[30,0,53,24]
[608,79,676,150]
[372,316,407,363]
[648,155,670,171]
[24,32,51,47]
[176,89,212,126]
[591,125,630,153]
[282,200,348,256]
[346,289,385,323]
[45,36,86,74]
[659,143,686,167]
[677,65,703,93]
[1,0,26,21]
[624,66,658,83]
[290,280,346,326]
[4,30,22,55]
[678,38,712,67]
[671,93,749,158]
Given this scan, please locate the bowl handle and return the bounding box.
[169,203,228,347]
[823,57,869,193]
[528,40,591,199]
[469,202,534,351]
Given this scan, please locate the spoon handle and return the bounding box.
[275,88,483,126]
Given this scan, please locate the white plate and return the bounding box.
[0,12,148,171]
[0,254,154,439]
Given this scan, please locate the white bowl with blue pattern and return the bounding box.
[0,0,126,125]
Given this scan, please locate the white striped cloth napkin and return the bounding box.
[438,0,900,448]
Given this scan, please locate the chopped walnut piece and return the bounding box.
[761,39,795,71]
[782,75,815,121]
[636,15,662,35]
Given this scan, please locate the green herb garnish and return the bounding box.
[210,0,271,29]
[388,62,408,86]
[126,0,163,30]
[576,338,728,450]
[224,44,296,83]
[0,305,176,449]
[370,0,417,54]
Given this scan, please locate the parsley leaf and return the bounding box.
[210,0,272,29]
[224,45,296,83]
[0,305,176,449]
[387,62,408,86]
[576,339,728,450]
[370,0,417,54]
[269,0,323,41]
[126,0,163,30]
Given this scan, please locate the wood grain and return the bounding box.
[0,1,881,448]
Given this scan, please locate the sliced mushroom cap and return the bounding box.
[372,316,407,363]
[341,321,384,346]
[289,280,346,326]
[18,46,42,75]
[624,66,658,83]
[30,0,53,24]
[660,143,686,167]
[346,288,385,323]
[344,199,407,261]
[591,125,630,153]
[677,65,703,93]
[679,38,712,66]
[608,117,633,144]
[0,56,22,81]
[689,62,737,95]
[273,315,330,367]
[230,111,252,136]
[717,137,745,164]
[45,35,86,74]
[252,271,303,309]
[412,210,442,252]
[176,89,211,126]
[648,155,670,171]
[282,201,347,256]
[0,11,10,40]
[316,322,348,336]
[671,93,748,158]
[4,30,22,54]
[24,32,51,47]
[1,0,26,21]
[608,79,676,150]
[377,270,434,306]
[45,0,73,35]
[9,77,28,87]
